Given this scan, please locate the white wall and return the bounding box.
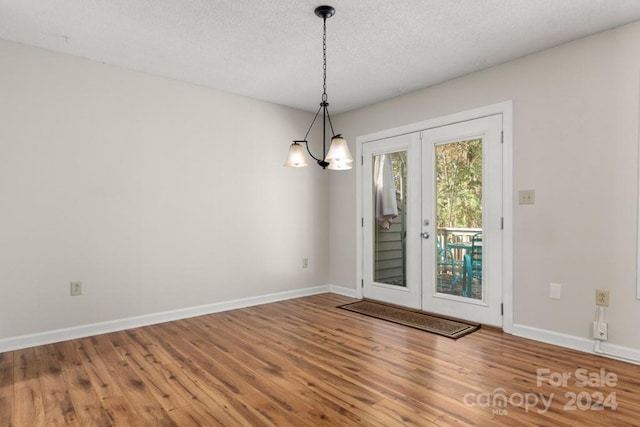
[331,21,640,350]
[0,39,329,340]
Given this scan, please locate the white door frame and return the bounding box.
[355,101,514,333]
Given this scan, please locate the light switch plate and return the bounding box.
[519,190,535,205]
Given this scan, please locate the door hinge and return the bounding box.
[361,279,364,288]
[501,217,504,230]
[501,303,504,316]
[361,217,364,227]
[361,155,364,165]
[501,131,504,144]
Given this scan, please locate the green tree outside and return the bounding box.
[436,139,482,228]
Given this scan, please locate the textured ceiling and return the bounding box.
[2,0,640,114]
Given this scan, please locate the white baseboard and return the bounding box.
[0,285,333,353]
[328,284,359,298]
[14,285,634,366]
[512,323,640,365]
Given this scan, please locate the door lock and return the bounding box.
[420,231,430,239]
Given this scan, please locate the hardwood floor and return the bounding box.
[1,293,638,426]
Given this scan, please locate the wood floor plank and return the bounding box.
[34,344,78,425]
[235,303,455,424]
[92,333,177,427]
[184,315,379,426]
[156,362,239,427]
[0,352,14,427]
[46,339,114,426]
[2,293,639,426]
[76,335,149,425]
[223,328,391,426]
[60,362,113,427]
[169,328,318,426]
[143,323,274,426]
[13,347,46,426]
[215,308,442,425]
[76,336,126,401]
[109,331,189,414]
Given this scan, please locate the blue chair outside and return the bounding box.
[437,242,461,288]
[463,254,472,297]
[471,233,482,280]
[462,233,482,298]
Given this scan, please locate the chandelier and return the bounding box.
[283,5,353,170]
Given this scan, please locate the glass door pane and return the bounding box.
[435,139,483,300]
[373,151,408,287]
[362,132,421,309]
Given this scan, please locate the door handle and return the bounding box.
[420,231,430,239]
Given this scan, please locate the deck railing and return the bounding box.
[437,227,482,247]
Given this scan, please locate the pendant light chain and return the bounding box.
[322,17,328,102]
[322,15,336,136]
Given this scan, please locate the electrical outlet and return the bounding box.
[70,281,82,296]
[595,289,609,307]
[302,258,309,269]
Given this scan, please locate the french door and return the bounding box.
[362,115,503,326]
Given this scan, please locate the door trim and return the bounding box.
[355,101,514,333]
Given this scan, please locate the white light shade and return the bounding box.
[283,142,309,167]
[327,158,353,170]
[325,135,353,163]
